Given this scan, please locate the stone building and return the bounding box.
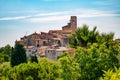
[18,16,77,59]
[62,16,77,31]
[24,46,37,57]
[45,47,68,60]
[45,49,57,60]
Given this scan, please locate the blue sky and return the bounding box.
[0,0,120,47]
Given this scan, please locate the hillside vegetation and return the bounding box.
[0,25,120,80]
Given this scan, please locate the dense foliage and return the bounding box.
[0,25,120,80]
[0,58,61,80]
[69,24,99,48]
[0,45,11,63]
[10,42,27,67]
[74,43,119,80]
[30,55,38,63]
[101,67,120,80]
[69,24,115,48]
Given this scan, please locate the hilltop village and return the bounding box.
[18,16,77,60]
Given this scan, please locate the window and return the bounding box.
[28,49,31,52]
[37,44,40,47]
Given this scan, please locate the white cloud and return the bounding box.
[34,11,70,17]
[0,9,119,22]
[0,16,30,21]
[77,13,120,18]
[28,9,120,23]
[0,11,70,21]
[29,15,69,22]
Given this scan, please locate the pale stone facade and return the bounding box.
[24,46,37,57]
[45,47,68,60]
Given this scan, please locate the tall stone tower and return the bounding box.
[70,16,77,31]
[62,16,77,32]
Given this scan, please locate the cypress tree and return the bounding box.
[11,42,27,67]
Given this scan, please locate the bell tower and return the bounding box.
[70,16,77,31]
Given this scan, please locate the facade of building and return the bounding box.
[24,46,37,57]
[45,49,57,60]
[18,16,77,59]
[45,47,68,60]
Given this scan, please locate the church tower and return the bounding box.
[70,16,77,31]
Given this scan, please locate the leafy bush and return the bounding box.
[74,43,119,80]
[0,58,61,80]
[101,67,120,80]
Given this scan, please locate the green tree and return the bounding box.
[0,44,11,63]
[30,55,38,63]
[0,53,10,63]
[74,43,119,80]
[10,42,27,67]
[59,52,80,80]
[2,44,11,55]
[69,24,99,48]
[97,32,114,45]
[0,47,4,53]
